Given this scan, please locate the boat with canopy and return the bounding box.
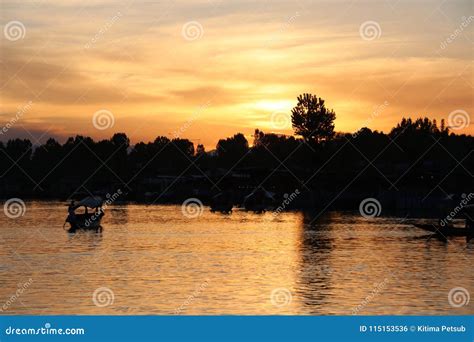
[65,196,104,231]
[413,202,474,240]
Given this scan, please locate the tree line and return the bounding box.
[0,94,472,202]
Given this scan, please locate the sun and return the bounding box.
[252,100,294,112]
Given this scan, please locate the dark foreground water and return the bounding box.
[0,202,472,315]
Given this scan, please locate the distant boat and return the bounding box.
[414,223,474,238]
[65,196,104,231]
[243,189,276,213]
[210,192,233,214]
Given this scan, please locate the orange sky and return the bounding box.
[1,0,472,148]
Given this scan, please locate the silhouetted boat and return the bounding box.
[65,196,104,231]
[210,192,233,214]
[243,189,276,213]
[414,224,474,237]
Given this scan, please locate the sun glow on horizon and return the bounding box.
[0,0,472,148]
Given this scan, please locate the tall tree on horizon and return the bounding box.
[216,133,249,167]
[291,93,336,145]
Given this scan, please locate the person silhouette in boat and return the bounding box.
[466,216,473,230]
[462,203,474,230]
[465,212,473,230]
[67,200,76,222]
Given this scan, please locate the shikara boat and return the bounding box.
[243,189,276,213]
[65,196,104,231]
[210,202,233,214]
[413,224,474,237]
[210,192,233,214]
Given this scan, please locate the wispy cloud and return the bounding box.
[1,0,472,147]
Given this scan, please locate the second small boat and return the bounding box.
[414,223,474,237]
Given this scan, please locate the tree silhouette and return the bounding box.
[216,133,249,167]
[291,93,336,145]
[0,110,471,204]
[389,117,449,137]
[196,144,206,156]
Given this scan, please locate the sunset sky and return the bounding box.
[1,0,472,148]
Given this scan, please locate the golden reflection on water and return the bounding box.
[0,202,472,315]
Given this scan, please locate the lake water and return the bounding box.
[0,201,472,315]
